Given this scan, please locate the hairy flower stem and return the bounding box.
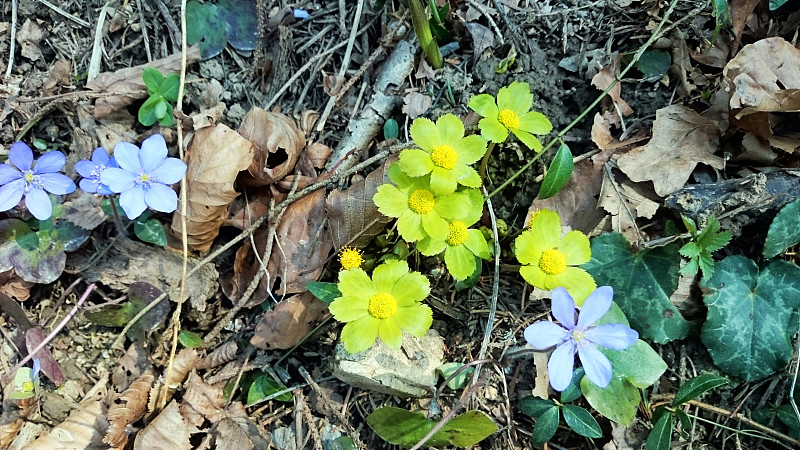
[478,141,496,181]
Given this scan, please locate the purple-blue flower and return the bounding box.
[0,142,76,220]
[524,286,638,391]
[76,148,118,195]
[100,134,187,219]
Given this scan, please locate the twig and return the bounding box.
[489,0,524,50]
[87,4,113,82]
[472,187,501,385]
[4,0,17,79]
[465,0,504,46]
[36,0,90,27]
[135,0,153,62]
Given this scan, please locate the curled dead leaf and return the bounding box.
[147,348,198,413]
[592,56,634,116]
[196,340,239,370]
[238,106,306,187]
[104,369,154,448]
[250,292,329,350]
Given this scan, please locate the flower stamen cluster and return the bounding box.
[339,247,364,271]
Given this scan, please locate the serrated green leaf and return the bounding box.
[179,330,204,348]
[436,362,474,390]
[704,230,732,252]
[672,374,729,406]
[142,67,164,91]
[700,256,800,381]
[645,412,674,450]
[562,405,602,438]
[679,242,702,258]
[538,143,574,199]
[560,367,585,403]
[581,374,640,425]
[602,340,667,388]
[532,406,560,444]
[306,281,341,304]
[680,258,699,277]
[764,198,800,258]
[584,232,689,343]
[697,251,714,279]
[695,217,721,245]
[518,396,556,419]
[134,217,167,246]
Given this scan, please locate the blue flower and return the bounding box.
[524,286,638,391]
[0,142,76,220]
[100,134,187,219]
[76,148,118,195]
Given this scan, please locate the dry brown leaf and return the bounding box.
[196,340,239,370]
[190,103,227,130]
[737,132,777,164]
[532,351,551,399]
[729,0,760,54]
[238,106,306,187]
[590,111,649,151]
[43,58,72,94]
[725,37,800,117]
[180,371,224,428]
[225,189,272,230]
[134,401,191,450]
[25,376,108,449]
[0,269,33,301]
[592,57,634,116]
[0,418,23,449]
[769,134,800,154]
[464,21,495,64]
[598,164,660,242]
[104,369,154,448]
[616,104,724,197]
[251,291,329,350]
[401,91,433,119]
[86,46,201,118]
[212,402,271,450]
[306,142,332,169]
[112,342,148,393]
[168,124,254,254]
[326,156,395,249]
[26,327,64,385]
[147,348,198,412]
[17,19,45,61]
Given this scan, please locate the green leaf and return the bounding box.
[538,143,574,199]
[306,281,341,304]
[700,256,800,381]
[635,50,671,80]
[186,0,227,59]
[134,217,167,246]
[776,404,800,430]
[531,406,560,445]
[142,67,164,92]
[681,215,697,236]
[672,374,728,406]
[331,436,357,450]
[645,412,674,450]
[651,405,670,425]
[218,0,259,51]
[154,99,168,120]
[602,340,667,389]
[584,232,689,343]
[33,138,48,150]
[138,95,161,126]
[770,0,789,10]
[0,218,66,284]
[85,282,169,341]
[581,374,640,426]
[763,198,800,258]
[247,373,292,404]
[674,408,692,437]
[179,330,204,348]
[679,242,702,258]
[562,405,602,438]
[366,407,496,448]
[436,362,474,390]
[158,106,176,127]
[697,251,715,279]
[560,367,585,403]
[161,73,181,102]
[383,118,399,140]
[518,396,556,419]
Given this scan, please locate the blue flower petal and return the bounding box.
[0,179,25,212]
[551,287,576,329]
[91,148,110,165]
[39,173,76,195]
[113,142,143,172]
[140,134,168,171]
[0,164,21,184]
[144,183,178,213]
[585,324,638,350]
[79,178,98,193]
[75,160,98,178]
[119,187,147,219]
[577,286,613,328]
[101,167,136,193]
[548,341,576,391]
[32,358,40,381]
[33,151,66,174]
[577,343,613,388]
[524,321,568,350]
[25,187,53,220]
[9,142,33,170]
[151,157,187,184]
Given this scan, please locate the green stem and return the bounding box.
[108,196,129,237]
[409,0,443,69]
[478,141,496,181]
[486,0,679,200]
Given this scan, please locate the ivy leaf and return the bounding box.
[531,406,560,444]
[562,405,602,438]
[538,143,573,199]
[672,374,729,406]
[584,232,689,343]
[763,198,800,258]
[700,256,800,381]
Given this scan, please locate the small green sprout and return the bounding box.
[329,260,432,353]
[373,162,470,243]
[679,215,731,279]
[468,81,552,152]
[139,67,180,127]
[398,114,485,194]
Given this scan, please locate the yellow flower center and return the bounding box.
[430,144,458,170]
[140,173,150,182]
[339,247,363,270]
[446,221,468,246]
[571,328,585,342]
[24,172,34,183]
[21,379,34,392]
[498,109,520,130]
[408,189,435,214]
[368,292,398,319]
[539,248,567,275]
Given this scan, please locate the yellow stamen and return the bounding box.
[498,109,520,130]
[446,221,468,246]
[368,292,398,319]
[24,173,34,183]
[408,189,435,214]
[339,247,363,270]
[539,248,567,275]
[430,144,458,170]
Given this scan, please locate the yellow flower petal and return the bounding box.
[341,316,380,353]
[559,230,592,265]
[554,267,597,306]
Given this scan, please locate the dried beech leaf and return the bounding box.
[238,106,306,186]
[196,340,239,370]
[251,292,329,350]
[326,156,395,249]
[169,124,255,254]
[598,166,660,242]
[592,57,634,116]
[306,142,331,169]
[0,418,23,449]
[212,402,271,450]
[0,269,33,301]
[25,376,108,449]
[181,371,224,428]
[134,401,190,450]
[86,46,200,118]
[104,369,154,448]
[112,342,148,393]
[147,348,198,412]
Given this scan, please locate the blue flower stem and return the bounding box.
[478,141,496,181]
[108,196,130,238]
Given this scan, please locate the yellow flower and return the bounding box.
[339,247,363,270]
[514,209,596,304]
